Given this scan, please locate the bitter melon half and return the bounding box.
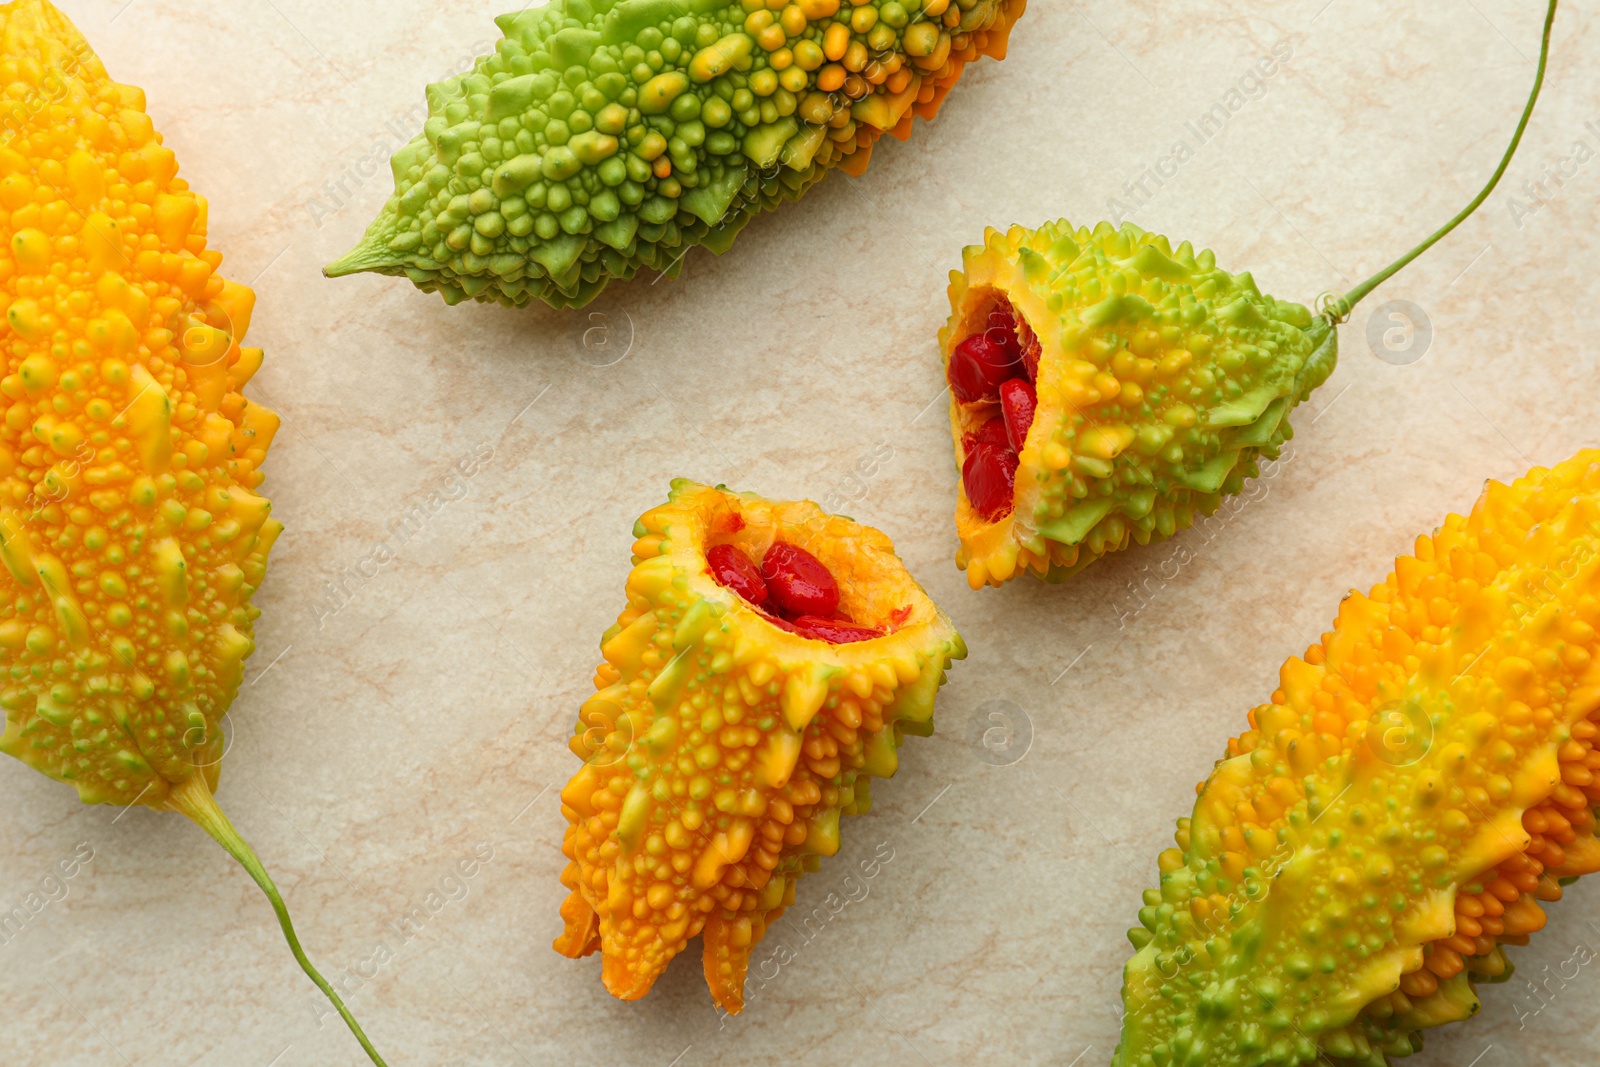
[0,4,384,1062]
[944,0,1559,588]
[1117,450,1600,1066]
[326,0,1025,309]
[555,480,963,1011]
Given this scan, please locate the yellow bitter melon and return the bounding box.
[555,480,964,1012]
[326,0,1025,309]
[1117,450,1600,1067]
[944,0,1559,589]
[0,4,384,1062]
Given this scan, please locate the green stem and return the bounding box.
[165,774,390,1067]
[1330,0,1559,321]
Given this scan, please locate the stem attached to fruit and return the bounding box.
[163,773,389,1067]
[1329,0,1559,322]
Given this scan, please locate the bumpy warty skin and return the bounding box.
[1116,452,1600,1067]
[555,480,964,1012]
[944,221,1337,589]
[0,0,280,808]
[327,0,1025,309]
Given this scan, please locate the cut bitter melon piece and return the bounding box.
[944,221,1327,588]
[555,480,964,1012]
[945,0,1560,588]
[325,0,1026,309]
[1116,450,1600,1067]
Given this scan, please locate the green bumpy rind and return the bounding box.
[946,221,1338,587]
[327,0,1022,309]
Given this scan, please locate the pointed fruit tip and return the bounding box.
[323,236,400,279]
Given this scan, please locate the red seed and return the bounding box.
[988,301,1043,382]
[948,333,1001,403]
[788,616,884,644]
[962,442,1018,521]
[999,378,1037,453]
[706,543,768,608]
[947,332,1022,403]
[762,612,883,644]
[1010,308,1039,382]
[986,303,1024,366]
[965,416,1009,452]
[760,542,840,618]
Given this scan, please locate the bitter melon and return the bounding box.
[1117,450,1600,1066]
[0,4,384,1061]
[326,0,1025,309]
[945,223,1330,588]
[555,480,964,1012]
[945,0,1559,589]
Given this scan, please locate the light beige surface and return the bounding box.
[3,1,1598,1064]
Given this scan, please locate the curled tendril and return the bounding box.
[1315,292,1353,326]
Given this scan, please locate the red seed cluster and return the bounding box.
[953,300,1038,521]
[707,541,882,644]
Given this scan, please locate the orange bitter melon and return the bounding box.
[556,480,964,1012]
[1117,450,1600,1067]
[326,0,1025,309]
[0,4,384,1062]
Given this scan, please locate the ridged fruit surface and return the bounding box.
[327,0,1025,309]
[1116,451,1600,1067]
[942,221,1335,589]
[555,480,964,1012]
[0,0,280,807]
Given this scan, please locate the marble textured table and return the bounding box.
[4,1,1598,1064]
